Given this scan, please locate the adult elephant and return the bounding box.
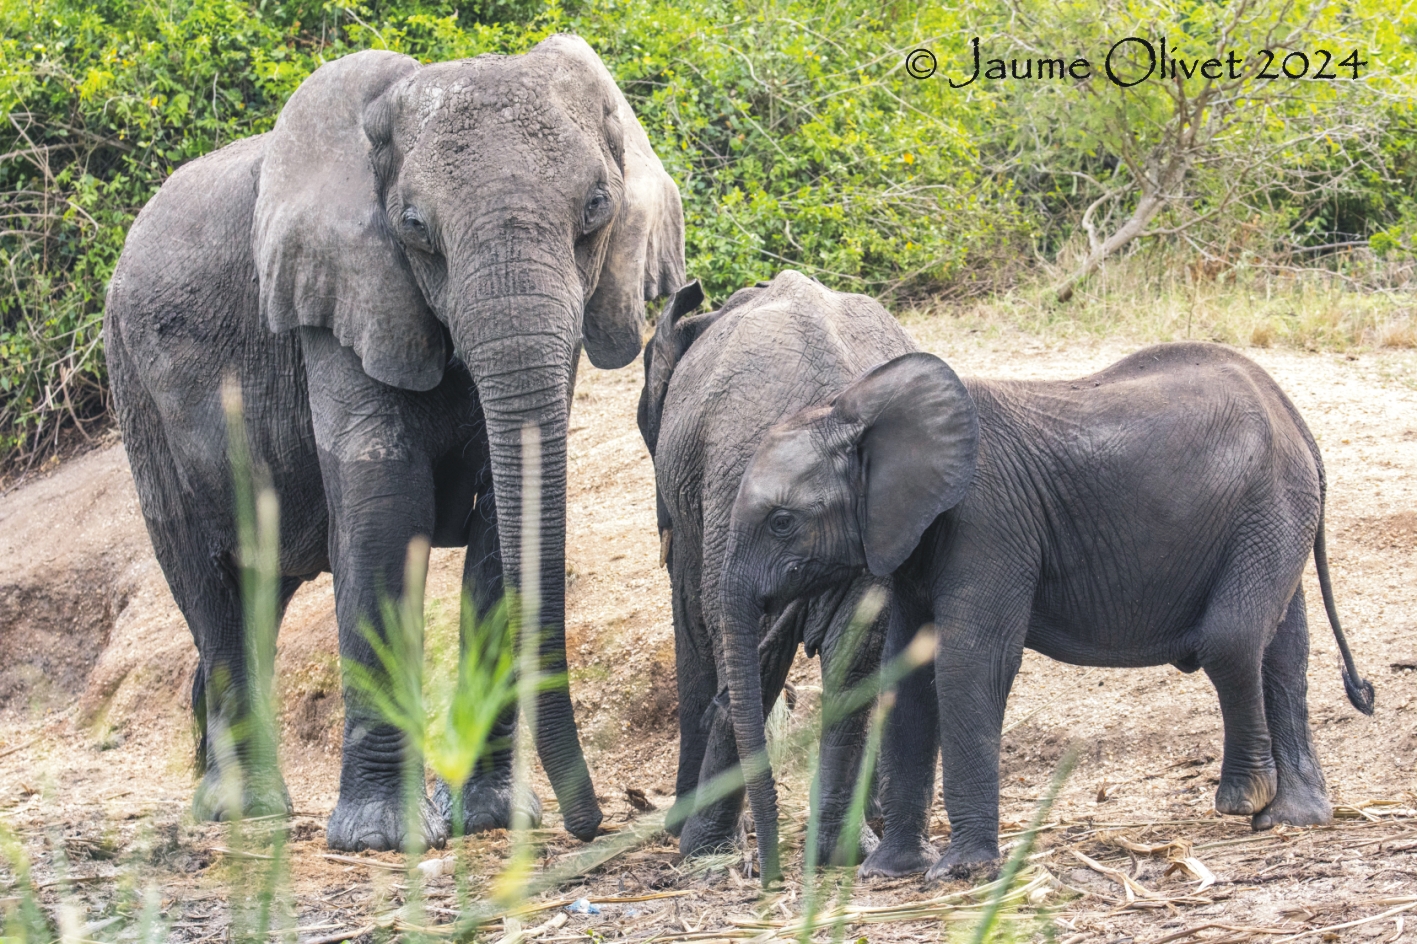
[104,36,685,852]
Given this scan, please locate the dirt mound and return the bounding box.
[0,438,345,767]
[0,350,681,815]
[0,444,171,718]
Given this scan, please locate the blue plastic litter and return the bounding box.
[624,908,639,918]
[566,898,601,915]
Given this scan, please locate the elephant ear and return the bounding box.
[638,280,703,455]
[252,50,447,392]
[831,353,979,577]
[537,35,686,370]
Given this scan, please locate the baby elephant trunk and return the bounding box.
[719,558,782,885]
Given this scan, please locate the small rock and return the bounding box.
[417,856,455,878]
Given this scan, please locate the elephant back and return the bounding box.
[107,133,270,386]
[663,270,916,461]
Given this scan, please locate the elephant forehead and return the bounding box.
[414,82,446,129]
[407,62,592,144]
[743,425,828,503]
[416,89,583,184]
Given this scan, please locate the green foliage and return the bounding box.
[0,0,301,464]
[1,0,1414,467]
[949,0,1417,265]
[573,0,1028,301]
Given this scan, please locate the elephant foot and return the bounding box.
[679,806,744,859]
[432,773,541,835]
[820,819,880,868]
[663,795,692,838]
[192,766,292,822]
[326,793,448,853]
[859,837,939,879]
[1252,789,1331,831]
[924,840,1000,883]
[1214,764,1277,817]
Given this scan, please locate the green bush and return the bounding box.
[580,0,1029,300]
[0,0,301,464]
[0,0,1026,465]
[1,0,1413,467]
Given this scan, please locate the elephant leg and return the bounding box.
[435,487,543,835]
[861,594,938,878]
[1253,587,1331,829]
[669,545,717,838]
[303,328,447,853]
[322,453,447,852]
[815,695,879,868]
[679,652,789,855]
[814,584,888,867]
[116,366,296,823]
[679,699,743,856]
[1199,587,1280,819]
[184,553,298,822]
[680,601,796,857]
[926,600,1028,882]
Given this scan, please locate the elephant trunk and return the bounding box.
[720,550,782,884]
[453,276,602,842]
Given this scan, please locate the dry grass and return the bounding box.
[909,257,1417,355]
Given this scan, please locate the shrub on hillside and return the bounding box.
[1,0,1413,467]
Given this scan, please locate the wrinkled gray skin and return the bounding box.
[636,271,912,864]
[721,344,1375,884]
[104,37,685,852]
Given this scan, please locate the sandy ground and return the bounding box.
[1,320,1414,943]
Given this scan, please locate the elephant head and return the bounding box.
[251,36,685,840]
[718,353,978,880]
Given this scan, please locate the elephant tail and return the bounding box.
[1313,514,1375,716]
[1277,372,1374,716]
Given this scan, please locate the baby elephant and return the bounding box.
[719,343,1373,884]
[638,270,914,863]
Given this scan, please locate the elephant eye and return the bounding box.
[582,188,613,233]
[401,206,431,245]
[769,511,794,536]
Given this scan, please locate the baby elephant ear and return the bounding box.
[831,353,979,577]
[253,50,447,392]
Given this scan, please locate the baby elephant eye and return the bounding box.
[769,511,793,536]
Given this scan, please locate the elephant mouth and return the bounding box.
[765,562,852,615]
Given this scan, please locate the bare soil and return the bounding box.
[1,323,1414,943]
